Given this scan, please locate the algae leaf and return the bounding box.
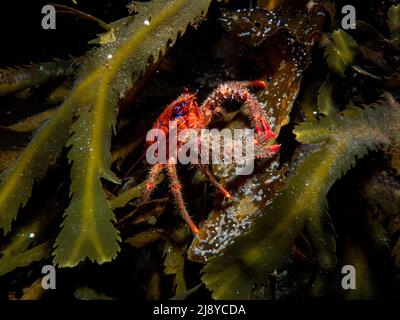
[324,29,358,77]
[0,188,61,276]
[125,229,163,248]
[0,241,53,276]
[318,75,338,115]
[0,0,212,267]
[53,0,212,267]
[164,240,187,295]
[0,102,74,233]
[110,173,164,210]
[202,94,400,299]
[0,60,74,96]
[341,238,375,299]
[388,4,400,48]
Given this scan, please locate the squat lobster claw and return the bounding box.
[142,80,280,235]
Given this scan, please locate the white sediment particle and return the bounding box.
[270,161,279,169]
[265,174,280,184]
[239,32,251,37]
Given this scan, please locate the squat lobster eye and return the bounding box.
[172,108,183,118]
[172,105,186,118]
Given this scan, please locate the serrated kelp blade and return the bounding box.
[110,182,146,210]
[388,4,400,48]
[53,108,120,267]
[318,74,338,116]
[297,80,320,121]
[201,146,335,299]
[202,98,399,299]
[0,241,52,276]
[332,29,357,62]
[110,173,164,210]
[296,105,395,147]
[325,46,347,77]
[73,0,213,182]
[8,107,58,133]
[0,186,62,275]
[202,143,369,299]
[0,60,74,96]
[324,30,357,77]
[0,102,74,233]
[53,179,120,267]
[53,0,212,267]
[164,240,187,295]
[78,0,213,101]
[341,238,376,299]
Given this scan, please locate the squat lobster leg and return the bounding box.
[166,163,200,235]
[200,81,279,147]
[142,163,164,203]
[198,164,234,200]
[244,94,277,140]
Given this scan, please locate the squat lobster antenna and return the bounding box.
[182,87,198,97]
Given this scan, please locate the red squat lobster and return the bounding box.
[142,80,280,234]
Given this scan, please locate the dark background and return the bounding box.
[0,0,130,67]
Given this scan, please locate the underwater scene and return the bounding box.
[0,0,399,302]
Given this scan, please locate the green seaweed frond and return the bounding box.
[110,173,164,210]
[0,187,63,276]
[317,74,338,115]
[164,239,187,296]
[387,4,400,41]
[324,29,358,77]
[54,0,212,267]
[0,102,74,233]
[0,0,212,268]
[0,241,53,277]
[201,94,400,299]
[0,59,75,96]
